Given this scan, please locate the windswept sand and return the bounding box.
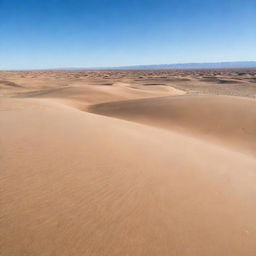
[1,70,256,256]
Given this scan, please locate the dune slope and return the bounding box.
[89,95,256,156]
[1,97,256,256]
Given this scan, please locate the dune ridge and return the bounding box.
[89,95,256,156]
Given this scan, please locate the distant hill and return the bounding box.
[5,61,256,71]
[52,61,256,70]
[112,61,256,70]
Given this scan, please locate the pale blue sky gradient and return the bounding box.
[0,0,255,69]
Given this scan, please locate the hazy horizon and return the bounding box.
[1,60,255,71]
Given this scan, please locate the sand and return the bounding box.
[1,69,256,256]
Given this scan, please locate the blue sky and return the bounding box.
[0,0,255,69]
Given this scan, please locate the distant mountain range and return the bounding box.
[4,61,256,71]
[110,61,256,70]
[50,61,256,71]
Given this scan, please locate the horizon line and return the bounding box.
[1,60,256,71]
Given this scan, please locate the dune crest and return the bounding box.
[89,95,256,156]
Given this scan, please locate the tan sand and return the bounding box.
[89,95,256,156]
[1,70,256,256]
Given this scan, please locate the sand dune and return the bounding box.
[89,95,256,156]
[1,70,256,256]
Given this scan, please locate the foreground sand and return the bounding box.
[1,70,256,255]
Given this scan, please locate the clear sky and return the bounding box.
[0,0,255,69]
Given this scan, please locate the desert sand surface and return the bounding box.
[1,69,256,256]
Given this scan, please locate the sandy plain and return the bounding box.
[1,69,256,255]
